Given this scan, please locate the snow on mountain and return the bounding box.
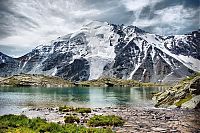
[0,21,199,83]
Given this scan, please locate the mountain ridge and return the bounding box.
[0,21,199,83]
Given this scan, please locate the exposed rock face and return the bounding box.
[0,52,19,77]
[0,21,199,82]
[153,75,200,109]
[56,58,90,81]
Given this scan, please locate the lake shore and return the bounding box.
[17,106,200,133]
[0,74,167,88]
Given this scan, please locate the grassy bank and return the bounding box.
[0,74,166,88]
[0,114,113,133]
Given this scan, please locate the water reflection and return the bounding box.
[0,87,163,115]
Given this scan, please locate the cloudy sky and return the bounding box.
[0,0,199,57]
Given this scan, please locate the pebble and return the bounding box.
[151,127,167,132]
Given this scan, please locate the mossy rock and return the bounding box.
[175,94,193,107]
[154,73,200,109]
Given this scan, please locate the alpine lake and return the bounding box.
[0,86,162,115]
[0,86,199,132]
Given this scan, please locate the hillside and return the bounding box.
[0,74,73,87]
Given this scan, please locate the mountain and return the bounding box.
[0,52,19,77]
[0,21,199,83]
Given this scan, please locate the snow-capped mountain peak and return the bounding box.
[0,21,199,83]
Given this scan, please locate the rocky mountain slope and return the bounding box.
[0,21,199,83]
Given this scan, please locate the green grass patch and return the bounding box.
[87,115,125,127]
[78,77,165,87]
[64,115,80,123]
[59,106,74,112]
[75,108,91,113]
[59,106,92,114]
[175,94,193,107]
[0,114,113,133]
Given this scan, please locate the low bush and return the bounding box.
[0,114,113,133]
[75,108,91,113]
[59,106,92,114]
[64,115,80,123]
[87,115,125,127]
[59,106,74,112]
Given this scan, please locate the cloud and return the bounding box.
[0,0,199,57]
[121,0,199,35]
[133,5,199,35]
[121,0,162,11]
[0,0,100,50]
[155,5,196,24]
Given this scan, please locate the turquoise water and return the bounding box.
[0,87,163,115]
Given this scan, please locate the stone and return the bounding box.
[151,127,167,132]
[154,76,200,109]
[181,95,200,109]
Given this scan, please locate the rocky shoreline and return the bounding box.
[18,106,200,133]
[153,75,200,109]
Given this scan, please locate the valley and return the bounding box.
[0,21,199,132]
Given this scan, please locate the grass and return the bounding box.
[78,77,165,87]
[0,74,74,87]
[175,94,193,107]
[1,73,168,88]
[59,106,92,114]
[75,108,91,113]
[87,115,125,127]
[59,106,74,112]
[0,114,113,133]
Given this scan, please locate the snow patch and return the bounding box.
[87,56,112,80]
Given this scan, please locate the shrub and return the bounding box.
[75,108,91,113]
[59,106,92,114]
[59,106,74,112]
[0,114,113,133]
[87,115,125,127]
[64,115,80,123]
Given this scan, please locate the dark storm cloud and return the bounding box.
[155,0,200,9]
[0,0,39,39]
[96,6,134,24]
[127,0,199,35]
[0,0,199,57]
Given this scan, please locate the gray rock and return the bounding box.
[181,95,200,109]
